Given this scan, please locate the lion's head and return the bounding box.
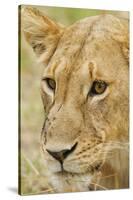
[22,7,129,192]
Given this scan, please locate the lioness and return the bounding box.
[22,7,129,192]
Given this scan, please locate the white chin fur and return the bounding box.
[44,159,61,173]
[48,171,92,193]
[44,160,92,192]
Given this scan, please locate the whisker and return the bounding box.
[69,179,108,190]
[88,156,114,165]
[100,173,118,179]
[90,182,108,190]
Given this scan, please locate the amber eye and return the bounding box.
[90,80,107,95]
[45,78,56,90]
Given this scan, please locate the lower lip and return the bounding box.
[56,169,73,175]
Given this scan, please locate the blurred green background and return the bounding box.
[20,5,127,195]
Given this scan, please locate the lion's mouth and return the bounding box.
[44,145,105,174]
[54,161,103,175]
[44,142,106,175]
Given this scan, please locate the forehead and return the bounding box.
[43,17,126,79]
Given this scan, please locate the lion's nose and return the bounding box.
[46,142,77,163]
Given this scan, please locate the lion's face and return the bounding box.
[22,8,129,192]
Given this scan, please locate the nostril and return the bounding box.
[63,142,78,159]
[46,142,78,163]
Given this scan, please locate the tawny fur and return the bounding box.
[22,7,129,192]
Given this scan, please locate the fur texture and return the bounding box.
[22,7,129,192]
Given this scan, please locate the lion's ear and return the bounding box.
[22,7,64,64]
[122,41,129,61]
[112,17,129,61]
[118,18,129,61]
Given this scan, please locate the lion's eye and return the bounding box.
[90,80,107,95]
[45,78,56,90]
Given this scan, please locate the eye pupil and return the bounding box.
[90,80,107,95]
[46,78,56,90]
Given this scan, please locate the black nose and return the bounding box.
[46,142,77,163]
